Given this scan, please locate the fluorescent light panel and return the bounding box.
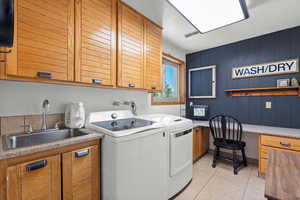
[168,0,249,33]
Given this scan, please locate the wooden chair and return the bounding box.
[209,115,247,175]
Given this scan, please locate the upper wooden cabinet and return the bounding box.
[6,0,75,81]
[144,19,162,91]
[1,0,162,90]
[117,2,145,89]
[75,0,117,86]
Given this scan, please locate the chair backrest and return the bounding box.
[209,115,243,143]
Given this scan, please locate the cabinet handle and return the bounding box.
[0,50,11,62]
[26,160,48,172]
[75,149,89,158]
[92,79,103,84]
[0,50,12,54]
[151,86,156,90]
[128,83,135,88]
[37,72,52,79]
[280,141,291,147]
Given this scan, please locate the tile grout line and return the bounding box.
[192,167,219,200]
[241,167,254,200]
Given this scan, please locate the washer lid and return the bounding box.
[91,118,155,132]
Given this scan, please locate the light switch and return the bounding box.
[265,101,272,109]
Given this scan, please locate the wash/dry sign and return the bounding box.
[232,58,299,79]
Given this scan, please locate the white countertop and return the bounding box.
[193,120,300,138]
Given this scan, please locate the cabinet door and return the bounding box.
[7,155,61,200]
[6,0,75,81]
[117,2,144,89]
[144,19,162,91]
[75,0,117,86]
[193,128,200,161]
[62,145,100,200]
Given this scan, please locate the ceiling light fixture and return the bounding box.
[167,0,249,34]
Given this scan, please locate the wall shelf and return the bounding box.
[225,86,300,97]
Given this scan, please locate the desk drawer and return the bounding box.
[260,146,300,159]
[260,135,300,151]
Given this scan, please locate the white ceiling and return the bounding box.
[122,0,300,54]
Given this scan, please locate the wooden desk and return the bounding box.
[265,149,300,200]
[193,120,300,175]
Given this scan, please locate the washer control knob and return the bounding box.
[111,113,118,120]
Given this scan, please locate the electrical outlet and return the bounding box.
[265,101,272,109]
[190,102,193,107]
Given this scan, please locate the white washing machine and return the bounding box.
[139,114,193,199]
[86,110,168,200]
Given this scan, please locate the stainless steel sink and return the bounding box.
[3,129,88,150]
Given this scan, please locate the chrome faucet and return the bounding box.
[41,99,50,131]
[123,101,137,115]
[112,100,137,115]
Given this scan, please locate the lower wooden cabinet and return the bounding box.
[7,155,61,200]
[193,127,209,162]
[259,134,300,175]
[63,145,100,200]
[1,140,100,200]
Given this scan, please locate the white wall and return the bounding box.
[208,131,259,159]
[0,81,149,116]
[162,39,186,61]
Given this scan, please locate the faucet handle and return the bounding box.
[21,124,33,134]
[54,121,63,130]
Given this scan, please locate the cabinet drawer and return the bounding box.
[260,145,300,160]
[260,135,300,151]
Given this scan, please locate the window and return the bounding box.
[152,53,185,105]
[189,65,216,98]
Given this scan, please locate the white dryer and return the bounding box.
[139,114,193,199]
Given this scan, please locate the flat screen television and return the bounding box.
[0,0,14,47]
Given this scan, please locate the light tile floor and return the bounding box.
[174,154,266,200]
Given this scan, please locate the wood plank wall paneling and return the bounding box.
[75,0,117,86]
[186,26,300,129]
[6,0,75,81]
[117,2,145,89]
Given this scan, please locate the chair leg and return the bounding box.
[233,150,238,175]
[212,147,218,168]
[241,147,248,167]
[216,147,220,157]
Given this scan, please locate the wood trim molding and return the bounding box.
[151,53,186,105]
[225,86,300,97]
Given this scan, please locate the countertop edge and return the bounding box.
[0,129,105,160]
[192,120,300,138]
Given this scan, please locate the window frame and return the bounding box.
[188,65,216,99]
[151,53,186,105]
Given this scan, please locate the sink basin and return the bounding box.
[3,129,88,150]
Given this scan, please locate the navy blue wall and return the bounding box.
[186,26,300,128]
